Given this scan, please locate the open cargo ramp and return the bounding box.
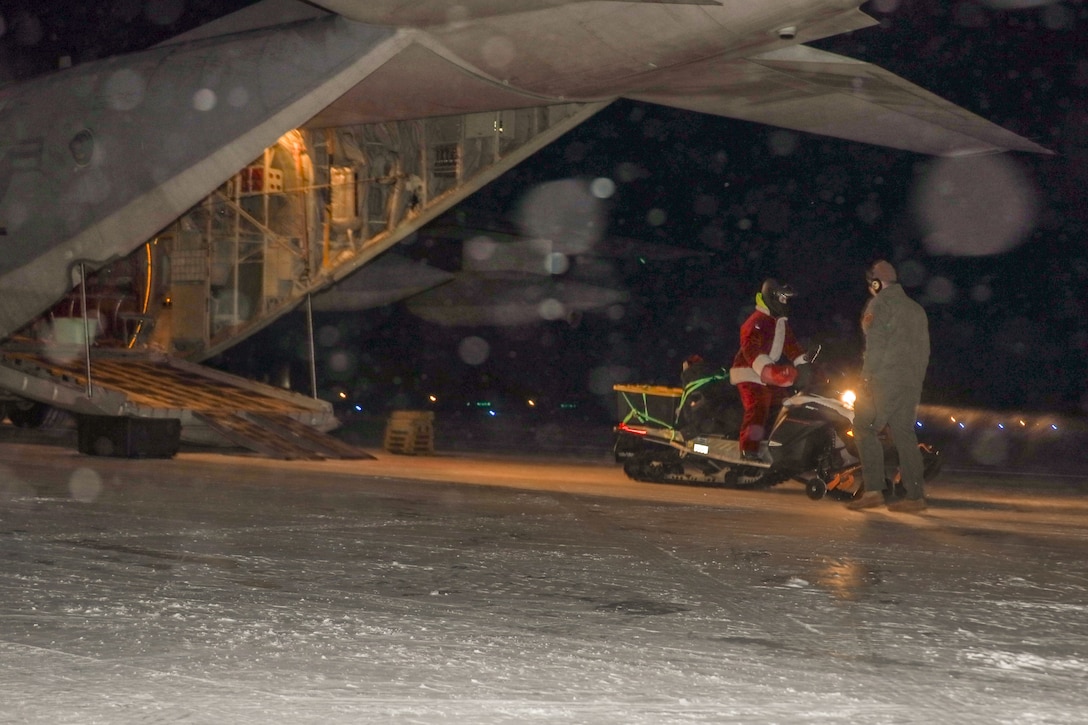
[195,410,371,461]
[0,348,373,460]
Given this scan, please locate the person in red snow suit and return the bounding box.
[729,279,808,461]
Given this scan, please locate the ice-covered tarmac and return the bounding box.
[1,428,1087,724]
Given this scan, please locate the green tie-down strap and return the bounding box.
[678,371,728,419]
[620,391,676,429]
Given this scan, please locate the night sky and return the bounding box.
[2,0,1086,420]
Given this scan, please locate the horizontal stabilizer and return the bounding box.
[310,254,456,312]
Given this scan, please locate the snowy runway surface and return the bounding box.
[1,439,1087,723]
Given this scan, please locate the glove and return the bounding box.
[760,363,797,387]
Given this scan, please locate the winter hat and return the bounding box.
[868,260,898,284]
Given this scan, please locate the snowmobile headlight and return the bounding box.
[840,389,856,410]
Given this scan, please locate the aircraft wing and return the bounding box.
[628,44,1050,156]
[302,2,1046,155]
[404,272,629,327]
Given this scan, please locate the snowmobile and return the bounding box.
[613,365,941,500]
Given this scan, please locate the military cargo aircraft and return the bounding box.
[0,0,1048,457]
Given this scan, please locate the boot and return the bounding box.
[846,490,885,510]
[888,496,927,513]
